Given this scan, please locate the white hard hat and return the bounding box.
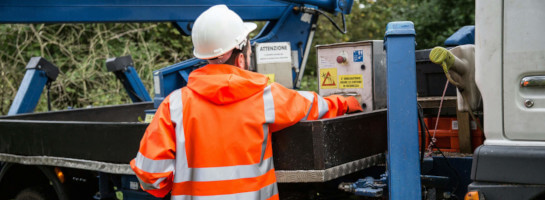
[192,5,257,60]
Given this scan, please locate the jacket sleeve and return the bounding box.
[130,95,176,198]
[269,83,349,132]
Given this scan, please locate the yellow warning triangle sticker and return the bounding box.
[322,71,336,86]
[319,68,338,89]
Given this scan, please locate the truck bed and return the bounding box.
[0,103,387,182]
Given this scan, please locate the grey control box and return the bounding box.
[316,40,386,112]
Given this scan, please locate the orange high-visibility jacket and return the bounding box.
[130,64,351,199]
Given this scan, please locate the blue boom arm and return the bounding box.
[8,57,59,115]
[0,0,352,23]
[106,55,152,103]
[0,0,354,108]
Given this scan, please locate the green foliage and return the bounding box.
[0,0,474,114]
[306,0,475,76]
[0,23,191,114]
[298,71,319,92]
[398,0,476,49]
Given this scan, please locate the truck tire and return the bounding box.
[14,186,55,200]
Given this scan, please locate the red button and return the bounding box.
[336,56,346,63]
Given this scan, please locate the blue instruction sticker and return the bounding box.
[353,50,363,62]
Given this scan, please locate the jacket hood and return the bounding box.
[187,64,268,104]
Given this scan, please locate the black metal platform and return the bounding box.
[0,103,387,182]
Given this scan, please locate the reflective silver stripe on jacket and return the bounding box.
[134,152,174,173]
[261,85,275,162]
[172,87,276,183]
[316,94,329,118]
[140,177,166,190]
[173,157,274,182]
[297,91,314,120]
[136,90,183,190]
[171,183,278,200]
[170,89,192,183]
[297,91,329,119]
[263,85,275,123]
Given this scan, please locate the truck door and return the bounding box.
[503,0,545,140]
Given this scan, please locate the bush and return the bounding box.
[0,23,191,114]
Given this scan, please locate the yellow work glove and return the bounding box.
[429,47,461,87]
[429,47,455,74]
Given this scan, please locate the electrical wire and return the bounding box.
[419,103,462,198]
[426,80,450,157]
[418,103,426,166]
[315,9,347,34]
[419,78,465,198]
[299,6,347,34]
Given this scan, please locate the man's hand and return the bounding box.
[346,96,363,113]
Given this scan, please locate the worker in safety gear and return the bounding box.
[130,5,363,200]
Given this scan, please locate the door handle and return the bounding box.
[521,76,545,87]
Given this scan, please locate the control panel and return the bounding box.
[316,40,386,112]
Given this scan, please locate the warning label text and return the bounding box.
[256,42,292,64]
[339,75,363,89]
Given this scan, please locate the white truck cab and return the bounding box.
[477,0,545,145]
[468,0,545,199]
